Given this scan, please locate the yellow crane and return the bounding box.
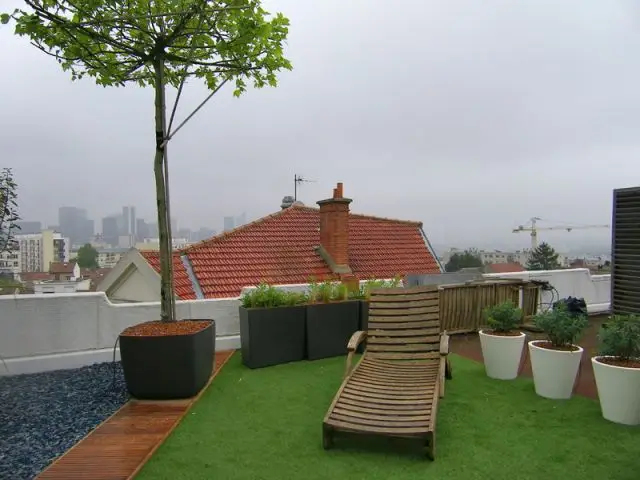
[512,217,610,250]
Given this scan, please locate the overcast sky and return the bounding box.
[1,0,637,251]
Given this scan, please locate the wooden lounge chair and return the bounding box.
[322,285,451,459]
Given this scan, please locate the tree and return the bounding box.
[76,243,99,269]
[3,1,291,321]
[526,242,561,271]
[445,249,484,272]
[0,168,21,255]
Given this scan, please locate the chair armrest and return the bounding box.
[440,331,450,356]
[347,330,367,352]
[344,331,367,379]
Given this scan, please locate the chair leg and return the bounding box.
[424,432,435,460]
[445,358,453,380]
[322,423,334,450]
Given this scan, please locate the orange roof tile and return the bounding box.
[139,204,440,299]
[486,263,525,274]
[20,272,54,282]
[139,250,196,300]
[49,261,76,274]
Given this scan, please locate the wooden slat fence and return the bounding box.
[438,280,540,334]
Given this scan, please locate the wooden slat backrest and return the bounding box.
[366,285,441,361]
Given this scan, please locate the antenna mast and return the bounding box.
[294,174,316,201]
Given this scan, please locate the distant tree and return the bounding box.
[526,242,561,271]
[0,168,20,254]
[76,243,99,269]
[445,249,484,272]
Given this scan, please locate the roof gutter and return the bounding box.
[419,226,444,273]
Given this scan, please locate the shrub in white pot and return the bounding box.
[528,303,588,400]
[592,315,640,425]
[479,301,525,380]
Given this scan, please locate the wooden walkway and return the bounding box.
[37,350,234,480]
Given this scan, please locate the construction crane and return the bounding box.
[512,217,610,250]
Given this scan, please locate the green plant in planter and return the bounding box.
[598,314,640,361]
[532,303,588,349]
[239,283,308,369]
[355,276,402,300]
[305,278,360,360]
[240,283,307,308]
[483,301,523,334]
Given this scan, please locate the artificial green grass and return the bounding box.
[137,354,639,480]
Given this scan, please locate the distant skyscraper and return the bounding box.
[223,216,235,232]
[58,206,90,246]
[195,227,216,242]
[102,216,119,246]
[235,212,247,228]
[136,218,150,242]
[130,206,137,238]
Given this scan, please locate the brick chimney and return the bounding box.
[317,182,352,274]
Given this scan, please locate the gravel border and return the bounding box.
[0,361,129,480]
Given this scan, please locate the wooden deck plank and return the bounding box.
[37,350,234,480]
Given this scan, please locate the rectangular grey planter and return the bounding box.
[119,319,215,400]
[239,305,306,369]
[306,301,360,360]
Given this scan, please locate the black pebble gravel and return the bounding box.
[0,361,129,480]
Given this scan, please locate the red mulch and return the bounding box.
[121,320,213,337]
[450,315,609,399]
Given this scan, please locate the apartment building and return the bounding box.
[15,230,70,272]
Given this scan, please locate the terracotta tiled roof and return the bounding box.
[485,263,525,274]
[139,250,196,300]
[20,272,54,282]
[141,204,440,299]
[49,261,76,274]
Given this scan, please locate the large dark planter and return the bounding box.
[239,305,306,369]
[306,301,360,360]
[119,319,215,400]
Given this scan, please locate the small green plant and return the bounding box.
[332,282,349,302]
[598,314,640,361]
[354,276,402,300]
[532,303,588,348]
[483,301,523,334]
[240,283,307,309]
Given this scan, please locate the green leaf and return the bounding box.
[1,13,10,25]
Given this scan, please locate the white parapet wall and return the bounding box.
[0,292,243,376]
[483,268,611,314]
[0,271,610,376]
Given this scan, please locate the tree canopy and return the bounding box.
[445,249,484,272]
[0,168,20,255]
[526,242,561,271]
[2,1,292,94]
[76,243,99,269]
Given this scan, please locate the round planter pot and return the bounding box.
[479,330,525,380]
[592,356,640,426]
[528,341,583,400]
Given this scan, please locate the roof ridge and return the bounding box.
[184,207,294,251]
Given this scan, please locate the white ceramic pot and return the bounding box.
[528,341,583,400]
[592,356,640,426]
[478,330,525,380]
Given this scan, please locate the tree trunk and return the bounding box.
[153,57,176,322]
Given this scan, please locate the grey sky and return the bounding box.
[1,0,637,251]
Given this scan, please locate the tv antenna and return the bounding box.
[294,174,316,201]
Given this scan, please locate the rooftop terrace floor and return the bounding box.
[136,347,638,480]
